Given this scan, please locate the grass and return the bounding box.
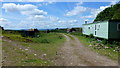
[65,33,75,40]
[70,32,119,60]
[2,31,65,66]
[3,41,52,66]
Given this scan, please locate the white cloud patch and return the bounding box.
[0,18,12,27]
[0,0,3,2]
[3,0,44,2]
[58,20,66,23]
[76,2,83,6]
[21,9,47,15]
[81,0,119,20]
[34,15,46,19]
[65,6,87,16]
[93,6,109,16]
[80,15,94,18]
[0,18,8,22]
[2,3,47,16]
[27,15,46,21]
[58,19,78,24]
[3,0,119,2]
[2,3,37,12]
[37,2,55,7]
[2,3,49,29]
[80,5,110,19]
[27,0,44,2]
[68,20,78,23]
[110,0,118,5]
[49,16,59,22]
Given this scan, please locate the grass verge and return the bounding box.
[70,32,119,60]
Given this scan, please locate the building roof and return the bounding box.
[27,29,39,32]
[83,19,120,25]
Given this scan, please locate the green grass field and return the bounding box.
[2,31,65,66]
[70,32,119,60]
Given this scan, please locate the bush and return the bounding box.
[102,39,108,45]
[70,32,82,36]
[58,36,63,39]
[89,34,94,38]
[40,39,50,43]
[24,59,37,63]
[112,41,120,45]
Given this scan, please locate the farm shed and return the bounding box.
[67,28,76,33]
[21,29,39,37]
[82,20,120,40]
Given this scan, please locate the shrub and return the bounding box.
[102,39,108,45]
[89,34,94,38]
[24,59,37,63]
[112,41,120,45]
[58,36,63,39]
[40,39,50,43]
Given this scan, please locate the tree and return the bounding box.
[94,3,120,22]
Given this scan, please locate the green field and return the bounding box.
[2,31,65,66]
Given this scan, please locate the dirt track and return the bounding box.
[55,34,118,66]
[1,34,119,66]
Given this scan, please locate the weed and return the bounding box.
[23,59,38,63]
[40,39,50,43]
[89,34,94,38]
[58,36,63,39]
[102,39,108,45]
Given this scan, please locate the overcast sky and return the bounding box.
[0,0,119,30]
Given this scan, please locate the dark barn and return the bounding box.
[67,28,76,33]
[21,29,39,37]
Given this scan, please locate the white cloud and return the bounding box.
[18,15,61,29]
[80,15,94,18]
[34,15,46,19]
[27,15,46,20]
[2,3,49,29]
[49,16,59,22]
[8,0,44,2]
[76,2,83,6]
[65,6,87,16]
[91,6,109,17]
[18,4,37,11]
[58,20,66,23]
[0,18,12,27]
[27,0,44,2]
[85,19,89,21]
[68,20,78,23]
[80,5,110,20]
[21,9,47,15]
[2,3,19,12]
[99,6,110,12]
[2,3,47,16]
[110,0,118,5]
[0,18,8,22]
[2,0,120,2]
[2,3,37,12]
[37,2,54,7]
[82,0,119,20]
[58,19,78,24]
[80,0,119,21]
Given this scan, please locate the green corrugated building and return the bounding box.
[82,20,120,40]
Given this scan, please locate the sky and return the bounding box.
[0,0,119,30]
